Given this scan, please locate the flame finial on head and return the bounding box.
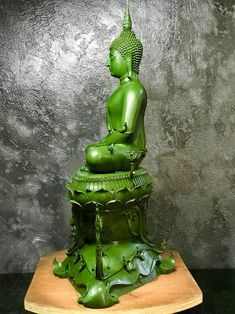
[123,1,132,30]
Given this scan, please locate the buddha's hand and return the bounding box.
[94,132,112,146]
[89,136,110,147]
[93,141,107,147]
[101,130,130,146]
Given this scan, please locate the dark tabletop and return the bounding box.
[0,270,235,314]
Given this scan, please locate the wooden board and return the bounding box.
[24,250,202,314]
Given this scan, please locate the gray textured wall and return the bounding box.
[0,0,235,273]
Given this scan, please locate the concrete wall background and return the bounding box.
[0,0,234,272]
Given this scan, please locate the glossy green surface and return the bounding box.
[53,2,175,308]
[67,167,152,207]
[53,242,174,308]
[54,166,175,308]
[85,3,146,173]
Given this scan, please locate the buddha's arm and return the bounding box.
[101,86,143,146]
[122,86,143,134]
[101,130,129,145]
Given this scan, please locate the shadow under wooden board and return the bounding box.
[24,250,202,314]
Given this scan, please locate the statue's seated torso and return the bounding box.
[85,76,147,173]
[107,77,147,150]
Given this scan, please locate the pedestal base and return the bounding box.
[24,250,202,314]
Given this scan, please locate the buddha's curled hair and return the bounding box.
[110,5,143,74]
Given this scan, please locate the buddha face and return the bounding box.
[106,47,128,78]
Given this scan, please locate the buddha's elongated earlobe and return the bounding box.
[125,52,133,79]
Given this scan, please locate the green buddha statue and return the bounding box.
[85,5,146,173]
[53,3,175,309]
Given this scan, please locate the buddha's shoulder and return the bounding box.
[123,79,147,97]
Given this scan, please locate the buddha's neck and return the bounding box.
[119,72,138,84]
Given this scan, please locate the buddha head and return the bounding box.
[107,4,143,78]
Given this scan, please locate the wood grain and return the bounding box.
[24,250,202,314]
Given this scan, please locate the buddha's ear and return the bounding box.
[125,52,133,79]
